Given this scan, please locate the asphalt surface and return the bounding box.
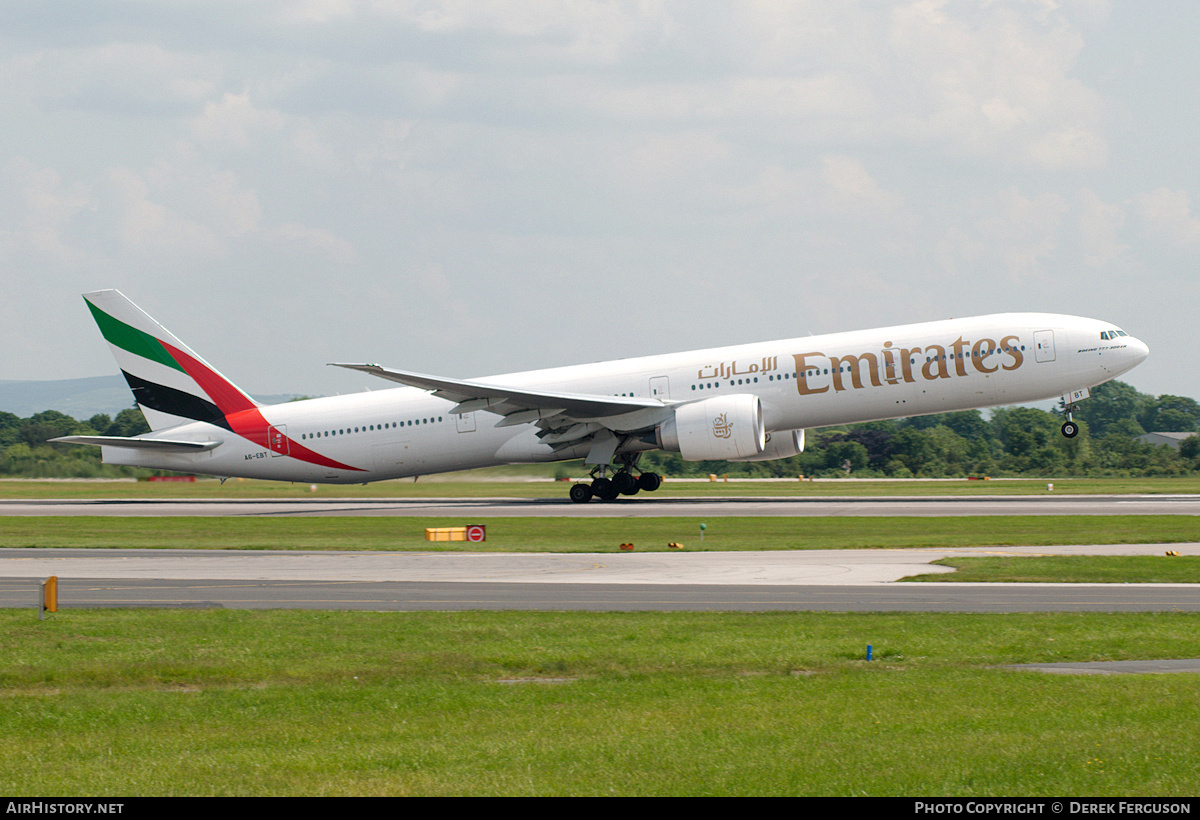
[6,577,1200,614]
[3,493,1200,516]
[3,542,1199,613]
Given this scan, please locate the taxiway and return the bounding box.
[2,542,1197,612]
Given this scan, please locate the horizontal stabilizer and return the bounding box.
[51,435,221,452]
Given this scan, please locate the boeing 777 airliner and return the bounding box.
[55,290,1149,502]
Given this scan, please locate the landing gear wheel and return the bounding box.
[569,482,594,504]
[612,471,640,496]
[591,476,619,501]
[1061,421,1079,439]
[637,472,662,492]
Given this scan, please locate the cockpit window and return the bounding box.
[1100,329,1128,340]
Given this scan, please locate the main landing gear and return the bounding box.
[569,456,662,503]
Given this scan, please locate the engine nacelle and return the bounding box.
[656,394,765,461]
[727,429,805,462]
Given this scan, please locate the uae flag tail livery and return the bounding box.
[82,289,259,433]
[55,290,361,473]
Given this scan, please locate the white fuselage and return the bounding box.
[103,313,1149,483]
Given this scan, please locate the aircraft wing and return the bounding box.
[50,435,221,451]
[330,363,672,459]
[331,363,667,418]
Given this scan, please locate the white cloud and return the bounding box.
[0,158,91,264]
[106,166,219,257]
[610,131,728,186]
[1026,125,1108,169]
[818,155,906,217]
[1075,188,1127,267]
[1133,188,1200,250]
[190,92,286,150]
[885,0,1106,167]
[937,186,1071,280]
[1,42,216,115]
[271,223,357,265]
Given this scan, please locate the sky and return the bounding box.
[1,1,1196,404]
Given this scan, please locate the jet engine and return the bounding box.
[656,394,765,460]
[727,428,805,462]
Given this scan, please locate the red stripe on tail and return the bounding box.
[163,341,366,473]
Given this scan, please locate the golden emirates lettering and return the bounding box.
[791,335,1024,396]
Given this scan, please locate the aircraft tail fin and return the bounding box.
[83,290,260,432]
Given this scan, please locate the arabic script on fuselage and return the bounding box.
[696,356,779,381]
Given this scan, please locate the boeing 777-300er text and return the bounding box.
[55,290,1149,502]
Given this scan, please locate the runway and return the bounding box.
[4,493,1200,517]
[4,493,1198,612]
[3,543,1198,612]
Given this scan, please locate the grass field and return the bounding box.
[904,555,1200,583]
[3,609,1199,796]
[2,514,1198,553]
[3,476,1198,795]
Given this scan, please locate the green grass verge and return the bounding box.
[2,475,1200,498]
[2,609,1198,796]
[2,515,1198,552]
[906,555,1200,583]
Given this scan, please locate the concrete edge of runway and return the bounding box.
[3,542,1197,586]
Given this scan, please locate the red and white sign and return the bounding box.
[466,524,486,542]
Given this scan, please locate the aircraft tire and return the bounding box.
[638,472,662,492]
[613,471,640,495]
[569,483,594,503]
[1061,421,1079,439]
[591,477,620,501]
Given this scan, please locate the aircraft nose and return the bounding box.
[1129,336,1150,365]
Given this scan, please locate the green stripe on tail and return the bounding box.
[85,298,184,373]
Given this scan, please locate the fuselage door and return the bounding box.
[268,425,289,456]
[1034,330,1056,363]
[456,412,476,433]
[650,376,670,401]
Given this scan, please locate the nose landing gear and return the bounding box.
[1061,403,1079,438]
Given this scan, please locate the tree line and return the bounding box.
[0,408,150,477]
[4,379,1200,479]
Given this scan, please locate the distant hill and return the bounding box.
[0,376,133,419]
[0,376,309,420]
